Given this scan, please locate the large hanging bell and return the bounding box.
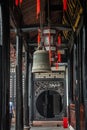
[32,49,51,73]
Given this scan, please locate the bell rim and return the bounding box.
[32,69,51,73]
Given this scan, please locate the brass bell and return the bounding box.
[32,49,51,73]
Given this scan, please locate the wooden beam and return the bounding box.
[10,5,23,28]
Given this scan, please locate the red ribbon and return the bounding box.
[63,0,67,11]
[37,0,40,19]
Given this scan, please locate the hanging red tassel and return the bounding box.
[15,0,19,6]
[58,52,61,62]
[63,0,67,11]
[58,35,61,45]
[20,0,23,4]
[37,31,40,46]
[36,0,40,19]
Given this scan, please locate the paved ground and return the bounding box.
[11,124,70,130]
[31,127,70,130]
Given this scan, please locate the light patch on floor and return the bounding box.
[31,126,70,130]
[69,125,75,130]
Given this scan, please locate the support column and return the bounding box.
[0,6,3,130]
[75,41,80,130]
[82,1,87,130]
[16,32,23,130]
[0,45,2,130]
[82,23,87,130]
[24,49,30,130]
[0,0,10,130]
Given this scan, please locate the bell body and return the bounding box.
[32,49,51,73]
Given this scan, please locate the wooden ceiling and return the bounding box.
[10,0,83,66]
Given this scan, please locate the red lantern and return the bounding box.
[36,0,40,19]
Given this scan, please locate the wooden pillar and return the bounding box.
[82,1,87,130]
[0,0,10,130]
[0,6,3,130]
[0,44,2,130]
[24,49,30,130]
[16,32,23,130]
[75,39,80,130]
